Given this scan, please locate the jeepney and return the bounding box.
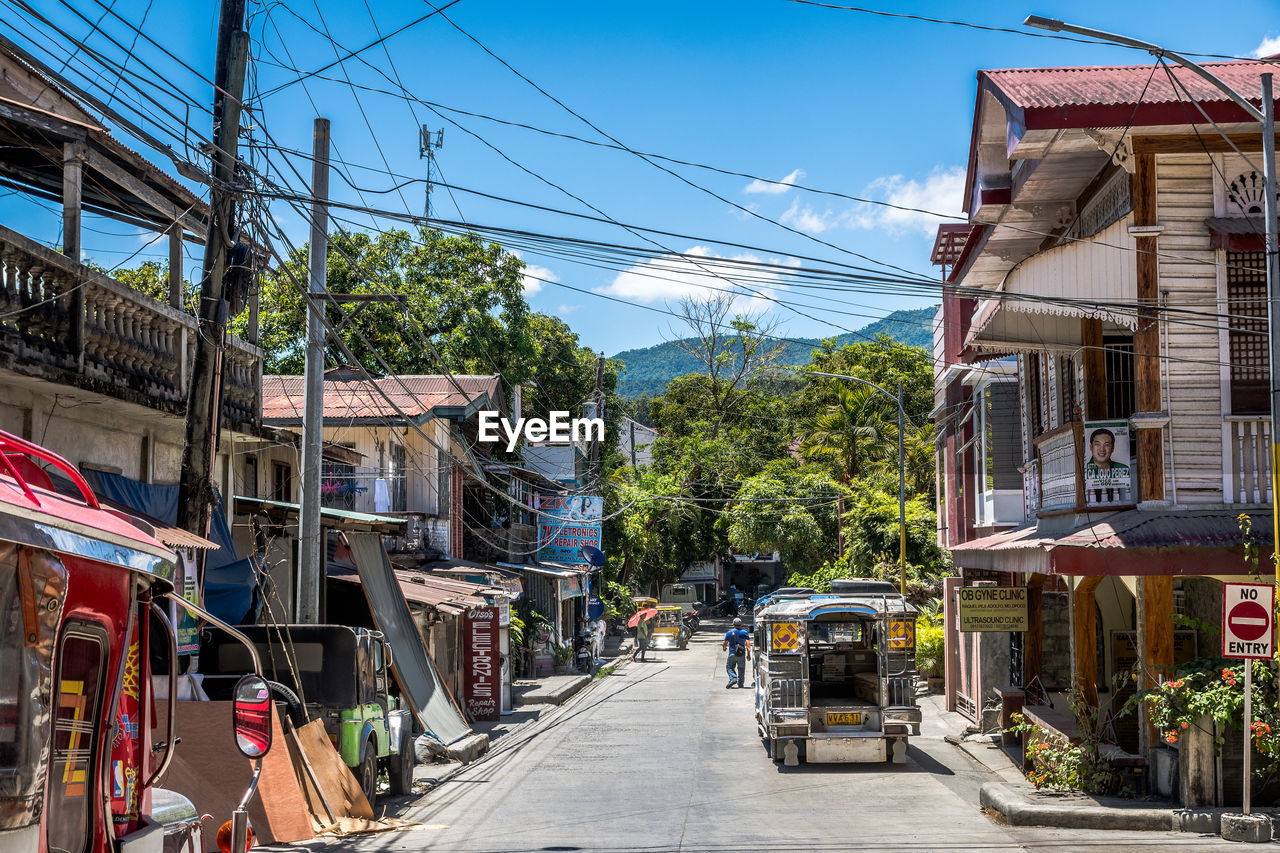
[753,581,921,765]
[649,605,688,650]
[0,430,272,853]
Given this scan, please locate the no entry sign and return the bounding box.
[1222,583,1275,660]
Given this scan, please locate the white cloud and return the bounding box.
[597,245,786,314]
[556,304,580,315]
[1255,35,1280,58]
[779,166,964,238]
[744,168,805,195]
[510,250,558,297]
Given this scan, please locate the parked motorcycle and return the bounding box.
[683,607,700,634]
[574,627,595,674]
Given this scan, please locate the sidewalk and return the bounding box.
[943,703,1280,837]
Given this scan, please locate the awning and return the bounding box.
[343,532,471,745]
[98,495,219,551]
[233,495,407,534]
[1206,217,1265,251]
[949,509,1273,576]
[965,216,1138,354]
[329,564,503,614]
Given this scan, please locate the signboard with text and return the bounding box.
[1223,583,1275,660]
[463,606,501,721]
[957,586,1029,632]
[536,493,602,563]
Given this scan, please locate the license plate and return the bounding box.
[826,712,861,726]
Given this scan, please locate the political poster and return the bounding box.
[536,493,602,563]
[1082,420,1132,503]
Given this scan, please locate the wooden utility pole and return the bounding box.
[297,117,330,626]
[176,0,249,537]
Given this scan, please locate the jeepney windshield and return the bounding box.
[0,543,68,831]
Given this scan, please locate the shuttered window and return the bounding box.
[1228,250,1269,415]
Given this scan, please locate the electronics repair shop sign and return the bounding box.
[464,606,501,721]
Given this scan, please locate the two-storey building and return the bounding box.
[933,57,1278,783]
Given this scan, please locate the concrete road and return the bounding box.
[289,623,1248,852]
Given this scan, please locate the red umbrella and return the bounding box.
[627,607,657,628]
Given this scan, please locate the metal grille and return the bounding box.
[1061,355,1077,422]
[1009,630,1024,687]
[1026,354,1044,439]
[1104,338,1135,419]
[768,657,805,708]
[1229,250,1269,414]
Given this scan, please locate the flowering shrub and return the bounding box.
[1005,692,1120,794]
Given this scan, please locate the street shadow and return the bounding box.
[769,744,954,776]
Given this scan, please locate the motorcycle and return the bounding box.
[683,608,700,635]
[574,627,595,674]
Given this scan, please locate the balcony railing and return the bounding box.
[0,223,260,427]
[1224,416,1272,505]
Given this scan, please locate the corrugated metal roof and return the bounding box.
[1058,509,1271,549]
[329,563,502,613]
[984,60,1273,110]
[233,495,408,533]
[261,373,501,423]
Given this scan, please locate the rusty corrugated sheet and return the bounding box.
[261,373,501,423]
[1058,510,1272,550]
[985,61,1274,110]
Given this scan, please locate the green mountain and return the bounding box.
[612,306,937,397]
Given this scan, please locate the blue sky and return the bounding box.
[3,1,1279,356]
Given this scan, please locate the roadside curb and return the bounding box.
[979,782,1175,831]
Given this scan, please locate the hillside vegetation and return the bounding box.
[612,306,936,397]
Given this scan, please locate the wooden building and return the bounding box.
[933,56,1278,771]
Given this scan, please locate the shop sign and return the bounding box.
[681,562,716,582]
[463,606,501,722]
[957,586,1028,632]
[171,548,201,656]
[558,575,584,599]
[536,493,602,563]
[498,602,511,628]
[1223,583,1275,659]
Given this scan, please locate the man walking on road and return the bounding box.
[633,613,653,662]
[723,617,751,688]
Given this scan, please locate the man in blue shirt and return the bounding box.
[722,617,752,688]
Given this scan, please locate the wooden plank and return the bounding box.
[168,222,185,310]
[1081,318,1106,418]
[1025,574,1044,690]
[62,140,85,366]
[1132,153,1164,502]
[1133,133,1263,154]
[1141,576,1175,748]
[84,145,206,235]
[0,95,89,140]
[1073,575,1103,709]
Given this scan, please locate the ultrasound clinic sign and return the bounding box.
[957,586,1029,632]
[463,606,501,722]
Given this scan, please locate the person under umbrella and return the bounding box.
[628,608,657,661]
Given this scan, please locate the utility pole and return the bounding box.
[589,352,604,490]
[176,0,249,537]
[297,118,331,626]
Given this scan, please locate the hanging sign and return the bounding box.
[957,586,1028,632]
[463,607,501,722]
[1222,583,1274,660]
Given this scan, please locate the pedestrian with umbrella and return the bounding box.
[629,607,657,662]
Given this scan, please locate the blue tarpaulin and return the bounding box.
[81,471,258,625]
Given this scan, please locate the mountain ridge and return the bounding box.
[612,306,937,397]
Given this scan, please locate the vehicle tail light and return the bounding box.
[215,820,254,852]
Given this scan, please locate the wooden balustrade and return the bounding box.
[1224,416,1272,505]
[0,223,261,427]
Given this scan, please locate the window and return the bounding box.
[390,442,407,513]
[1060,355,1078,423]
[242,455,258,500]
[1229,250,1269,414]
[1104,337,1136,419]
[1025,354,1044,440]
[46,624,107,853]
[321,445,358,511]
[272,462,292,503]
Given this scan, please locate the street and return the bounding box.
[282,622,1245,853]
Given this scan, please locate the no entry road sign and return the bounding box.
[1222,583,1275,660]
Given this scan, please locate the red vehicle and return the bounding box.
[0,430,271,853]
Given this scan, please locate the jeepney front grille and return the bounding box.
[887,676,915,706]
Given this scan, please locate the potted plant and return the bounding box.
[915,601,946,692]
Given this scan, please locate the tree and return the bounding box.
[727,460,848,576]
[231,226,530,378]
[798,383,896,484]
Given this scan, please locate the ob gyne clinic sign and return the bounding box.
[957,586,1029,632]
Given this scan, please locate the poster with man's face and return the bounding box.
[1082,420,1132,492]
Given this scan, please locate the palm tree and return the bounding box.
[799,384,895,484]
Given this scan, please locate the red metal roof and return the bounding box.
[329,563,504,614]
[261,372,502,423]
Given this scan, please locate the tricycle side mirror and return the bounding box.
[231,674,273,759]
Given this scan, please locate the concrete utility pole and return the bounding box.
[176,0,249,537]
[297,118,331,626]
